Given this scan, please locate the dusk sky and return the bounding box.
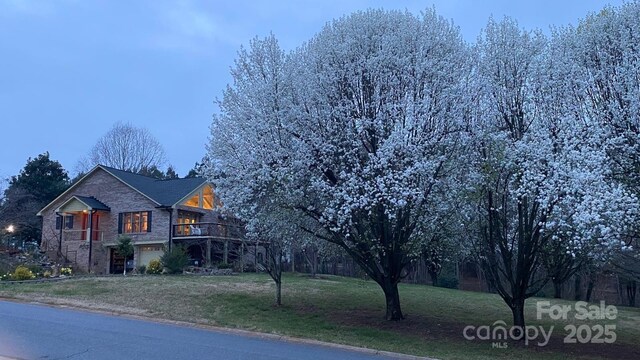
[0,0,624,182]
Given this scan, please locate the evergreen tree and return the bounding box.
[0,152,69,243]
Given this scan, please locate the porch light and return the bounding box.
[6,225,14,233]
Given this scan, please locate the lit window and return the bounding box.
[203,186,214,209]
[182,185,217,209]
[141,212,148,232]
[184,193,200,207]
[177,211,200,235]
[132,213,140,233]
[120,211,151,234]
[124,214,132,233]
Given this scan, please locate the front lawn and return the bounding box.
[1,273,638,359]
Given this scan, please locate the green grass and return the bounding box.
[1,273,638,359]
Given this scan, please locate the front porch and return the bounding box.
[60,228,106,242]
[52,195,111,272]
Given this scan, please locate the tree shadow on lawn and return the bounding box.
[322,307,640,360]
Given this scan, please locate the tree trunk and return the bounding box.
[304,248,318,278]
[627,280,637,307]
[586,279,595,302]
[239,242,244,273]
[382,281,404,321]
[311,251,317,278]
[553,279,562,299]
[275,280,282,306]
[123,256,127,276]
[429,270,438,287]
[574,275,582,301]
[511,298,526,339]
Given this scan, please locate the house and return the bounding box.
[37,165,262,274]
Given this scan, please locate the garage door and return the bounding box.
[138,245,164,267]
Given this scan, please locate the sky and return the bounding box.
[0,0,625,182]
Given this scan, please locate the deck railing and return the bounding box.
[172,222,244,239]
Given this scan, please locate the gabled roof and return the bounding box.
[66,196,111,211]
[38,165,208,215]
[100,166,207,207]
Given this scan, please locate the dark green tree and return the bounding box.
[137,165,165,179]
[137,165,179,180]
[186,162,204,178]
[9,152,69,204]
[160,245,190,274]
[116,236,134,276]
[0,153,69,243]
[164,166,179,179]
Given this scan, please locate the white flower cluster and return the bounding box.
[204,4,640,289]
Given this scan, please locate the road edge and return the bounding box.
[0,297,437,360]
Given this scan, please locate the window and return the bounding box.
[184,193,200,207]
[203,186,214,209]
[176,211,200,236]
[56,215,74,230]
[119,211,152,234]
[177,211,199,224]
[181,185,217,210]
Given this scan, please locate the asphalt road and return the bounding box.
[0,300,403,360]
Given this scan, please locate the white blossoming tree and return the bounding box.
[472,17,638,331]
[567,2,640,304]
[206,10,472,320]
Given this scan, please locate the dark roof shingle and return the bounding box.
[100,166,207,206]
[74,195,111,211]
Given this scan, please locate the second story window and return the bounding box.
[182,185,219,210]
[118,211,152,234]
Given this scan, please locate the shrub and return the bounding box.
[43,270,52,278]
[435,263,459,289]
[217,262,232,269]
[160,246,190,274]
[136,265,147,274]
[27,264,43,274]
[60,267,73,276]
[146,259,163,275]
[11,266,35,280]
[439,276,459,289]
[243,263,256,273]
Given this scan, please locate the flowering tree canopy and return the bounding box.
[471,16,638,330]
[206,3,640,323]
[206,9,472,320]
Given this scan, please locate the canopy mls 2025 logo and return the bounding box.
[463,301,617,348]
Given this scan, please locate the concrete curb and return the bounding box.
[0,297,436,360]
[0,274,127,285]
[0,273,240,285]
[0,277,71,285]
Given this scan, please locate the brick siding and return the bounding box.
[40,168,171,274]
